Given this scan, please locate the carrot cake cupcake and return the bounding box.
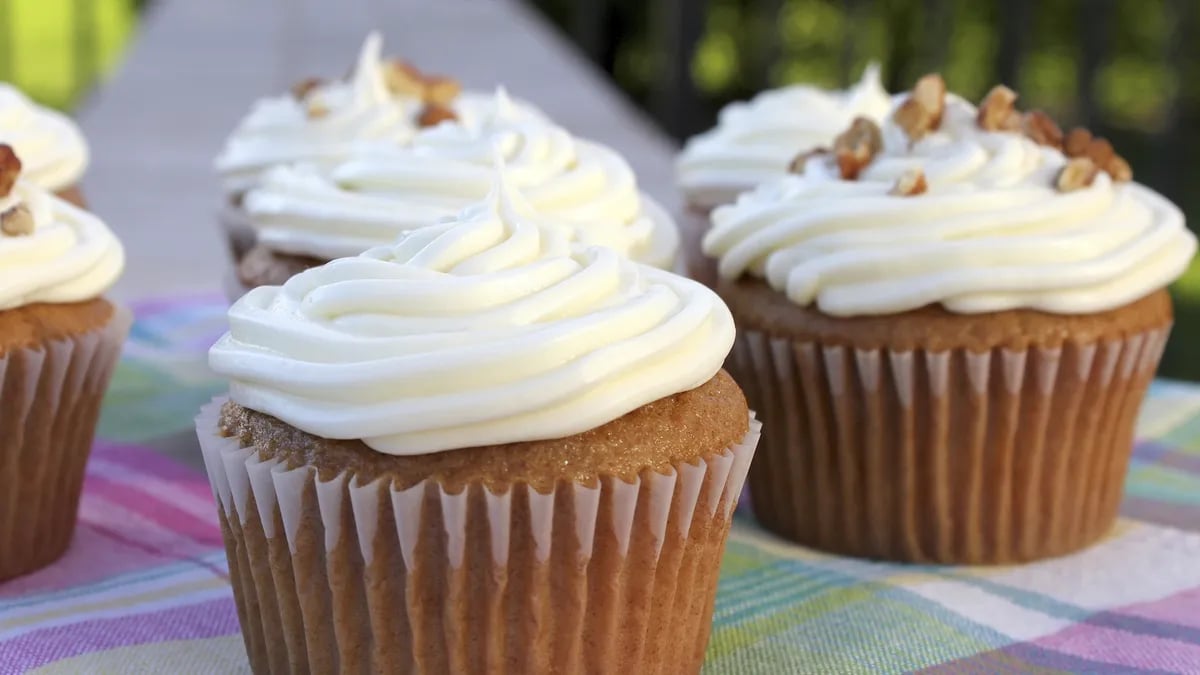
[0,83,89,206]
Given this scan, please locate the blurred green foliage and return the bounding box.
[0,0,136,110]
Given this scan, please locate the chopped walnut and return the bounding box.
[833,117,883,180]
[788,147,829,174]
[383,60,426,98]
[1063,127,1093,158]
[893,73,946,141]
[0,145,21,198]
[1021,110,1063,149]
[417,103,458,127]
[1061,127,1132,181]
[1,204,33,236]
[976,85,1021,132]
[423,77,462,107]
[290,77,324,101]
[889,168,928,196]
[1055,157,1099,192]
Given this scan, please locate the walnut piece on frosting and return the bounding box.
[833,117,882,179]
[422,76,462,107]
[290,77,324,102]
[0,145,21,198]
[1055,157,1099,192]
[787,147,828,174]
[305,97,331,120]
[1022,110,1064,149]
[893,73,946,141]
[976,85,1021,132]
[417,103,458,128]
[1061,127,1133,182]
[384,59,461,110]
[1,204,33,237]
[889,168,928,196]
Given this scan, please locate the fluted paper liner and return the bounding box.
[732,325,1169,564]
[0,304,132,580]
[197,400,760,675]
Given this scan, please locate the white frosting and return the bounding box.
[0,180,123,310]
[0,84,88,192]
[214,33,544,195]
[676,65,892,209]
[210,178,733,455]
[703,95,1197,316]
[244,90,679,269]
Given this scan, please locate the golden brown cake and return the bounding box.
[701,76,1196,563]
[0,146,127,580]
[198,178,757,674]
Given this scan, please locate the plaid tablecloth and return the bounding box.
[1,293,1198,675]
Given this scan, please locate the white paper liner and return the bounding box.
[197,397,760,566]
[0,302,132,579]
[734,323,1169,564]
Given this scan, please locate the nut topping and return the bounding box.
[1021,110,1063,149]
[1061,127,1133,182]
[976,85,1021,132]
[383,60,426,98]
[1055,157,1099,192]
[417,103,458,128]
[787,147,828,174]
[889,168,928,196]
[832,117,883,180]
[422,76,462,107]
[0,204,34,236]
[305,97,331,119]
[893,73,946,141]
[0,145,21,198]
[290,77,324,101]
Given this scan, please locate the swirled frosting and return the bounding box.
[244,90,679,268]
[676,65,892,209]
[210,178,733,455]
[703,94,1197,316]
[0,84,88,192]
[0,180,124,310]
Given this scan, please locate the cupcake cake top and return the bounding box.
[704,75,1197,317]
[676,64,892,210]
[244,89,680,269]
[210,173,733,455]
[0,145,123,311]
[0,83,88,193]
[213,32,542,194]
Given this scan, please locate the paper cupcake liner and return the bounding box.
[731,325,1169,564]
[0,304,132,580]
[197,399,760,674]
[218,201,256,264]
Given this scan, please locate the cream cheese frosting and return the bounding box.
[676,64,892,210]
[703,94,1197,317]
[214,33,544,195]
[210,176,734,455]
[0,178,123,310]
[0,84,88,192]
[244,90,679,269]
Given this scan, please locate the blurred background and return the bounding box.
[2,0,1198,378]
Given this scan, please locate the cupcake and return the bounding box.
[213,31,541,261]
[702,76,1196,564]
[230,89,678,293]
[0,145,128,580]
[198,175,758,674]
[0,83,89,207]
[676,66,891,284]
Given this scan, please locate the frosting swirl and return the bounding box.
[703,94,1197,316]
[0,180,123,310]
[244,90,679,268]
[676,65,892,209]
[214,32,416,194]
[0,84,88,192]
[210,179,733,455]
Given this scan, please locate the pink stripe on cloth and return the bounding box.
[1121,587,1200,631]
[81,474,222,549]
[0,597,239,675]
[1036,623,1200,672]
[0,525,176,599]
[93,441,215,496]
